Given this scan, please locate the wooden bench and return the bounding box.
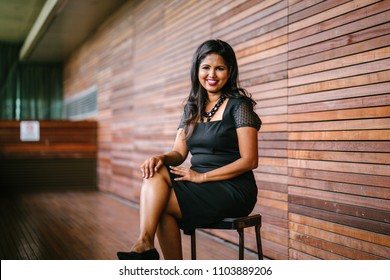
[0,120,97,192]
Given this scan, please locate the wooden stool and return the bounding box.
[189,214,263,260]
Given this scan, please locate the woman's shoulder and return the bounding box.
[228,96,255,109]
[228,95,261,130]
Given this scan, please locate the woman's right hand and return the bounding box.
[140,155,165,179]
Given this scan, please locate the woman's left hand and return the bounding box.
[169,166,207,183]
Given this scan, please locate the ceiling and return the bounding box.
[0,0,127,62]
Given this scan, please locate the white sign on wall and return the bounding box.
[20,121,40,141]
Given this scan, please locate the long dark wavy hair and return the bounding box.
[183,39,256,138]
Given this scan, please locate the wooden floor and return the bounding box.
[0,191,259,260]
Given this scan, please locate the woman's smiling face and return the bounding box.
[198,53,229,95]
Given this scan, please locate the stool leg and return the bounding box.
[255,224,263,260]
[191,231,196,260]
[237,228,244,260]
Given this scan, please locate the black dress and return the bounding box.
[170,97,261,234]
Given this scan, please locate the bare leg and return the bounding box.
[157,190,183,259]
[131,166,182,256]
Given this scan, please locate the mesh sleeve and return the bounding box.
[233,99,262,131]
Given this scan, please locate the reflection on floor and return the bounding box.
[0,191,259,260]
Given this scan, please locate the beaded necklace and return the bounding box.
[201,94,226,122]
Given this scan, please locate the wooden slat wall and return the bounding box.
[0,120,97,192]
[287,0,390,260]
[63,0,390,259]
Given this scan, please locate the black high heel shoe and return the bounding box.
[117,248,160,260]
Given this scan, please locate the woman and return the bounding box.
[117,39,261,260]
